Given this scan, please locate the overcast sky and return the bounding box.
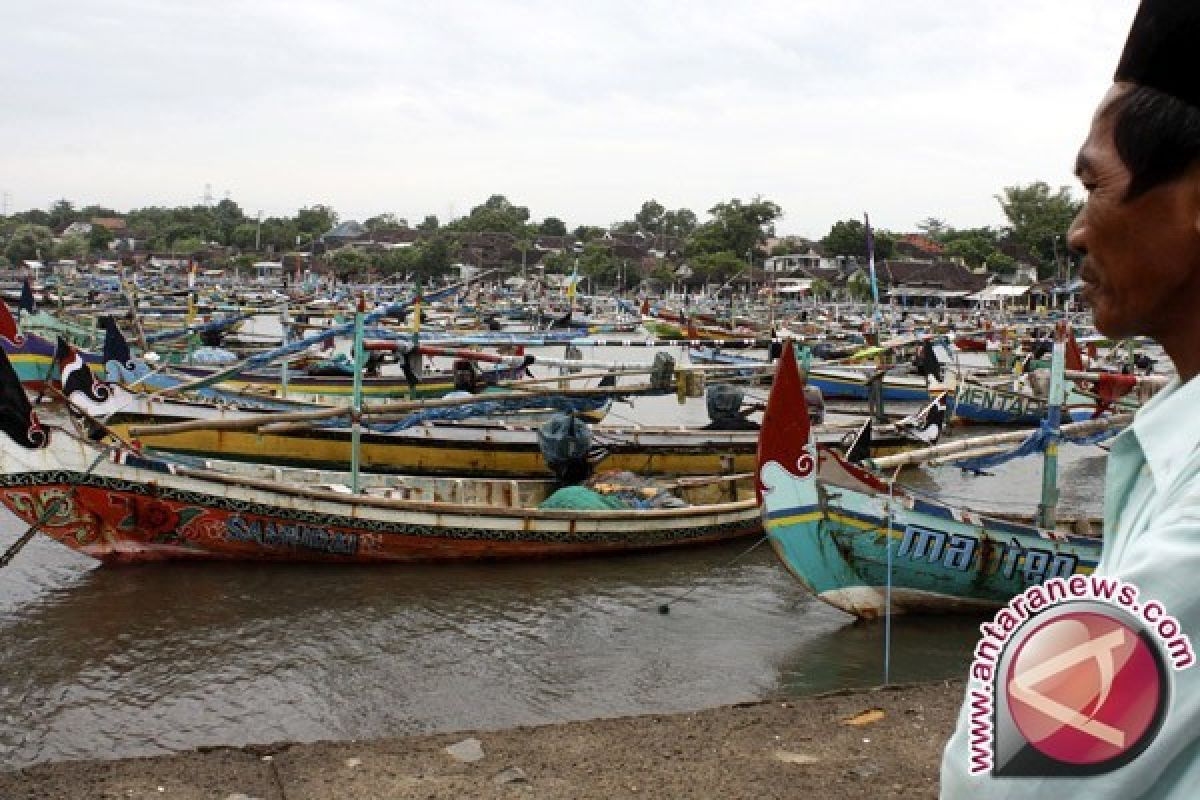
[2,1,1136,237]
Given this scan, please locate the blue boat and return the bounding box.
[689,345,939,403]
[756,341,1103,618]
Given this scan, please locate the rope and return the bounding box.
[655,535,769,614]
[952,418,1123,473]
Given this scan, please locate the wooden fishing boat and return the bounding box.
[105,376,945,479]
[0,376,761,567]
[953,376,1085,425]
[688,345,945,403]
[0,306,525,401]
[757,340,1104,618]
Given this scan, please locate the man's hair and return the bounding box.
[1108,85,1200,200]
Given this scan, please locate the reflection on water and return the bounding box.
[779,615,987,693]
[0,527,859,769]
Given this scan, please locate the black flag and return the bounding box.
[845,419,873,464]
[0,347,46,449]
[915,340,944,382]
[100,316,132,367]
[18,279,35,314]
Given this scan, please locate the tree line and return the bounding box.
[0,182,1080,284]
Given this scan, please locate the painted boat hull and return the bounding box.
[761,452,1100,618]
[688,347,939,402]
[952,380,1104,425]
[756,340,1102,619]
[108,401,923,478]
[0,437,761,564]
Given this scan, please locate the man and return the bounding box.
[941,2,1200,796]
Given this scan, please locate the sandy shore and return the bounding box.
[0,681,963,799]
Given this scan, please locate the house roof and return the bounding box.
[326,220,367,239]
[877,260,986,292]
[896,234,944,255]
[90,217,127,231]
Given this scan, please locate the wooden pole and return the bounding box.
[865,412,1133,471]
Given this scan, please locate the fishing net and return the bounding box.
[538,485,629,510]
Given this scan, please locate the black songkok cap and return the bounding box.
[1115,0,1200,110]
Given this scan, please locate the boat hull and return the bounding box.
[0,448,761,565]
[760,453,1101,618]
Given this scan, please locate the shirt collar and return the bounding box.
[1132,373,1200,494]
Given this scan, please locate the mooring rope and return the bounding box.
[655,535,769,615]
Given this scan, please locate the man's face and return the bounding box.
[1068,84,1200,340]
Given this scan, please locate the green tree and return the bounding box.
[662,208,697,237]
[11,209,50,227]
[47,198,78,231]
[4,224,54,264]
[448,194,530,236]
[916,216,949,239]
[821,219,895,261]
[634,199,666,232]
[213,198,247,244]
[986,252,1018,274]
[88,224,115,252]
[538,217,567,237]
[573,225,606,243]
[649,263,676,287]
[172,236,206,256]
[578,242,619,284]
[691,250,747,285]
[996,182,1081,278]
[329,247,371,279]
[259,218,300,252]
[230,223,259,251]
[417,215,440,232]
[810,277,832,301]
[688,197,782,261]
[295,205,339,236]
[540,251,571,273]
[414,236,457,281]
[377,247,420,278]
[54,234,89,261]
[940,227,999,268]
[846,272,874,302]
[365,213,406,232]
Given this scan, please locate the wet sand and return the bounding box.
[0,680,962,799]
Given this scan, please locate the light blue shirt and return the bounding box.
[941,373,1200,798]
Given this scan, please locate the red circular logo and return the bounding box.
[1005,611,1164,766]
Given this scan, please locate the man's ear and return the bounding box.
[1190,163,1200,237]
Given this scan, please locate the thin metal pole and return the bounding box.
[1037,324,1067,529]
[350,305,364,494]
[884,479,894,685]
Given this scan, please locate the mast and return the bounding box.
[864,212,881,324]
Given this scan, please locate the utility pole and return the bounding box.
[255,210,262,252]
